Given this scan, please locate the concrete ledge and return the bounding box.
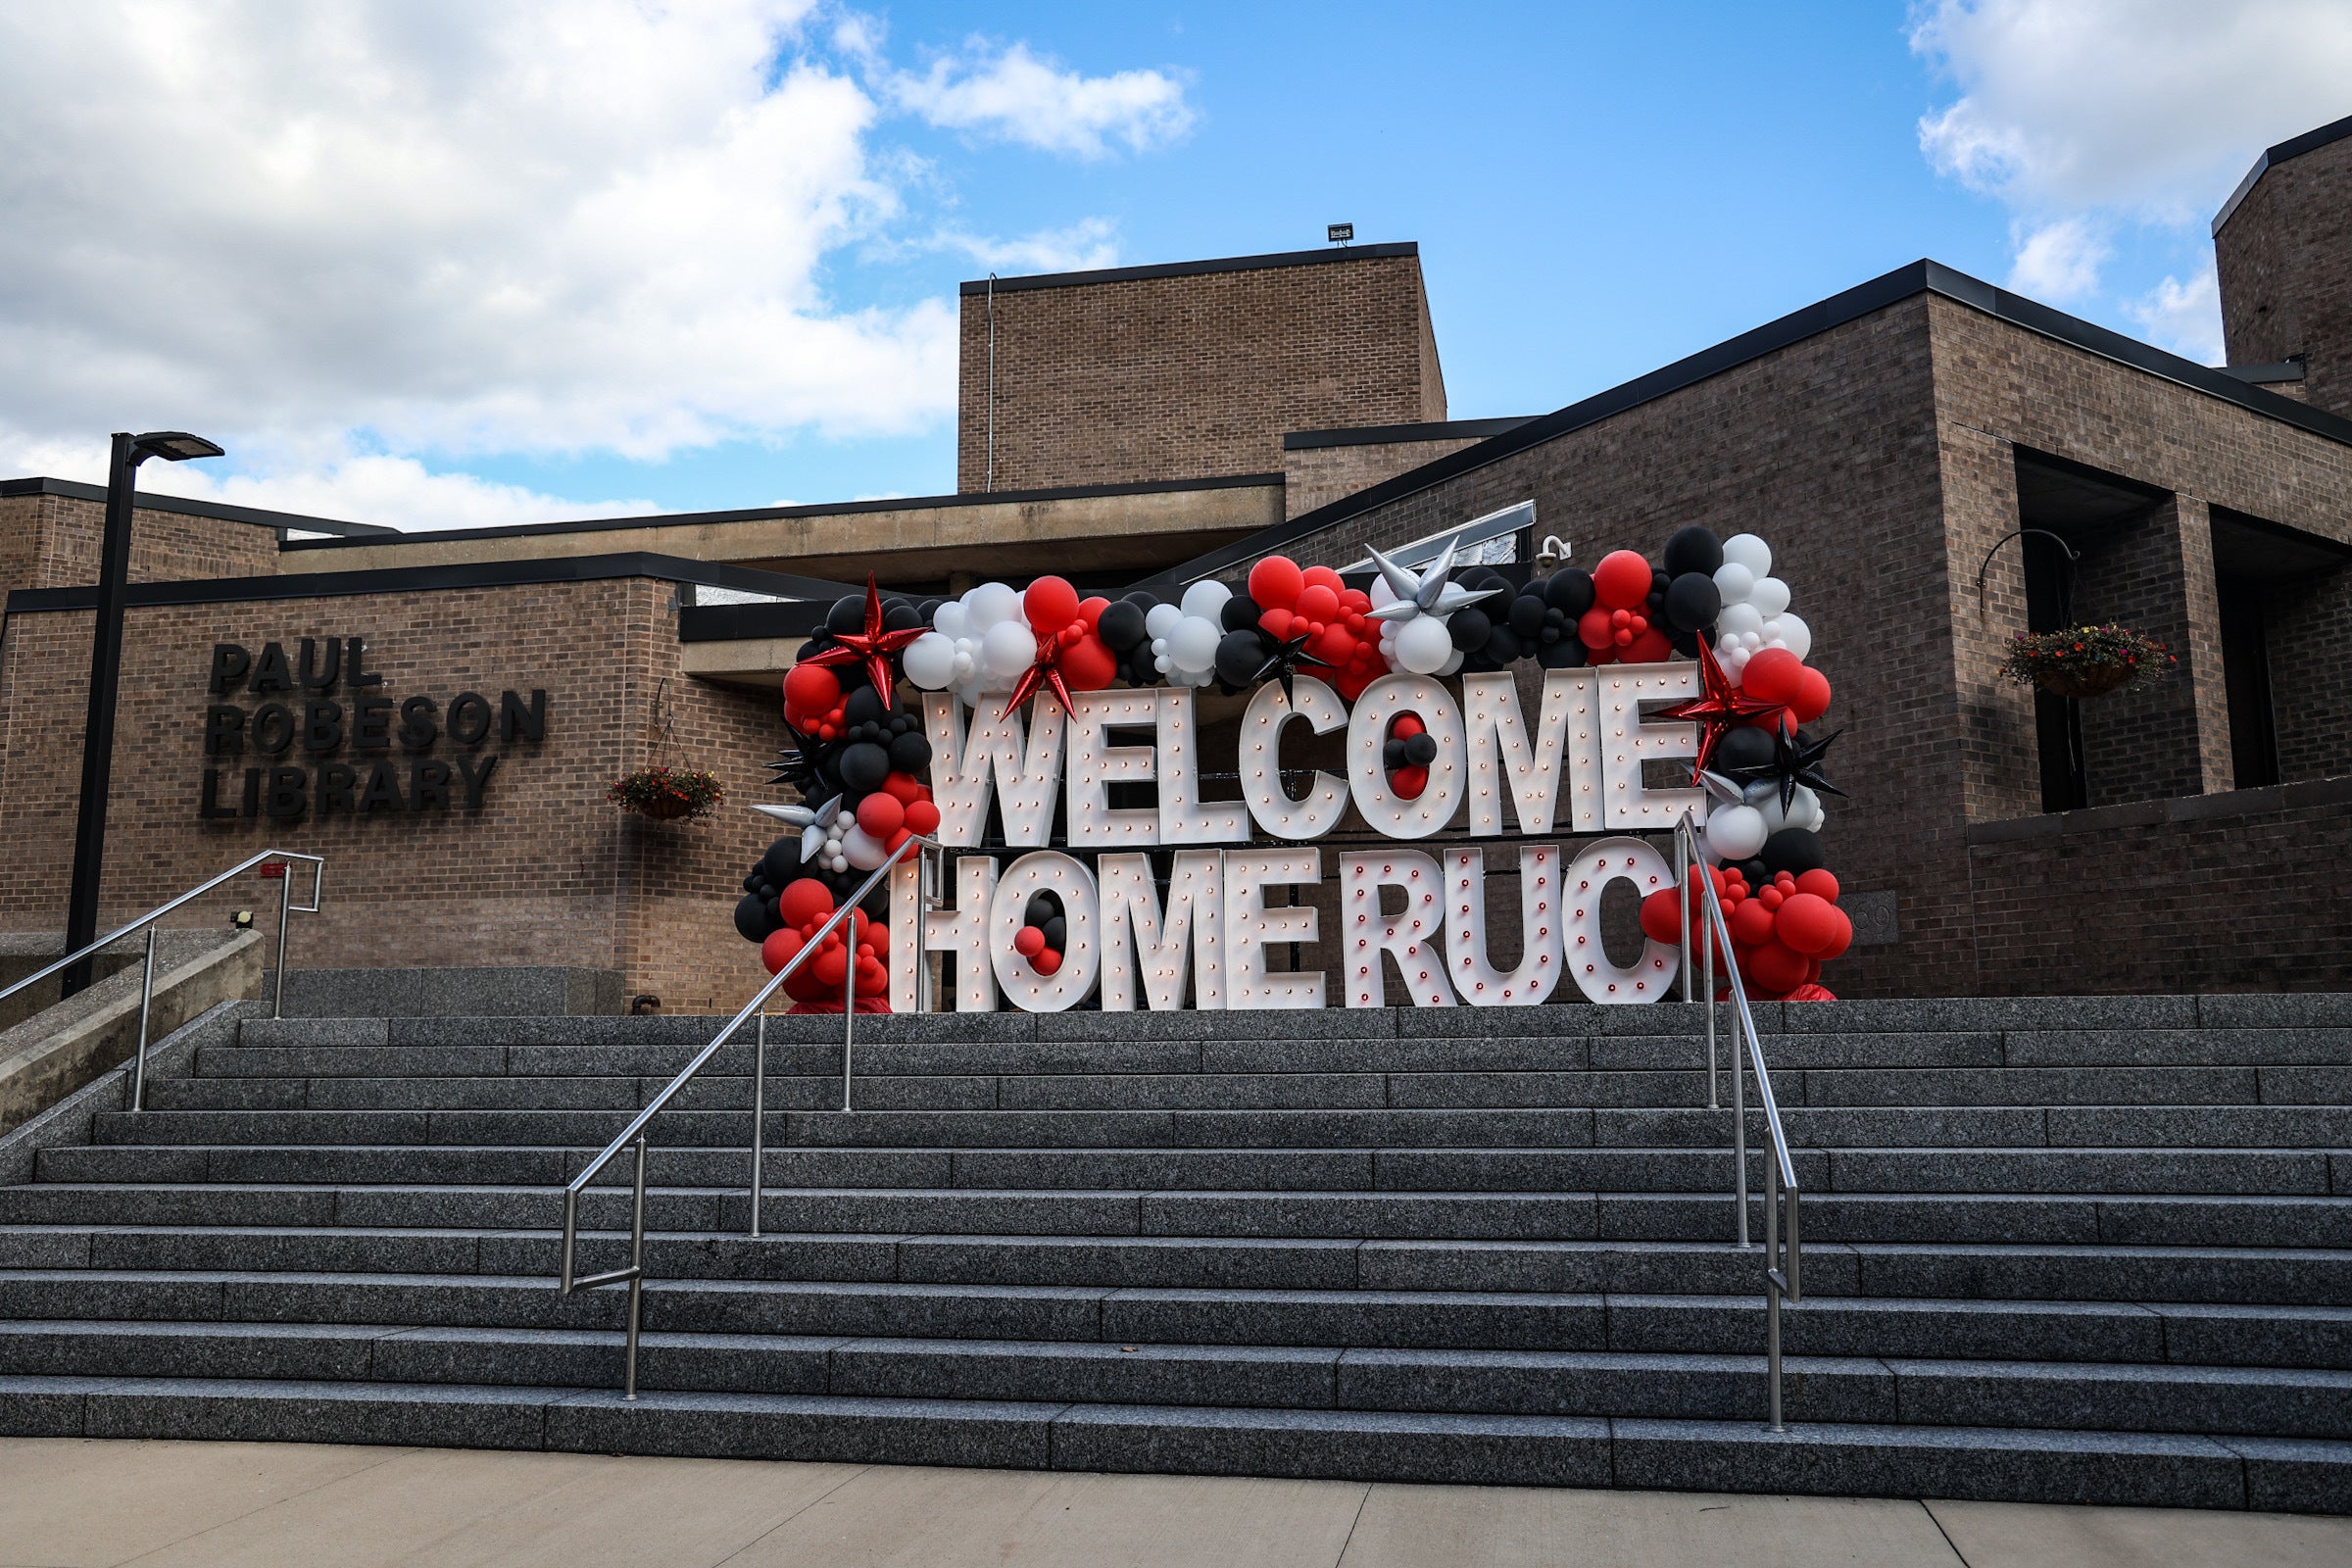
[266,966,621,1017]
[0,999,260,1185]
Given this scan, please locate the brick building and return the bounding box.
[6,120,2351,1008]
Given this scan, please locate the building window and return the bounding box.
[2217,575,2279,789]
[2022,531,2086,811]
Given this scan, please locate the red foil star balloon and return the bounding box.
[801,573,924,699]
[1655,642,1789,784]
[1002,629,1078,720]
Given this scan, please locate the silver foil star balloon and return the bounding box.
[1362,536,1503,624]
[748,794,842,861]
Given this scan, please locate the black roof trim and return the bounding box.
[2213,111,2352,234]
[0,475,397,536]
[2218,360,2308,385]
[679,600,830,644]
[282,471,1284,551]
[959,243,1417,296]
[1283,417,1537,451]
[1130,258,2352,598]
[4,552,859,615]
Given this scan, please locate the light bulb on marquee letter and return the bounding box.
[1446,844,1563,1006]
[1240,678,1348,840]
[1563,837,1682,1004]
[1347,675,1464,839]
[991,852,1099,1011]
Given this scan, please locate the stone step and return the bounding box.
[84,1103,2352,1151]
[37,1141,2348,1197]
[3,1372,2345,1508]
[1,1320,2346,1439]
[9,1181,2351,1250]
[3,1265,2349,1356]
[151,1063,2352,1112]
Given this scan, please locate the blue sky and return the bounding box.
[4,2,2348,527]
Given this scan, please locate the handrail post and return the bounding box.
[1675,827,1691,1003]
[842,920,856,1113]
[560,1187,578,1293]
[1732,991,1750,1250]
[623,1135,647,1401]
[272,863,293,1019]
[749,1006,765,1238]
[1765,1120,1784,1431]
[129,926,157,1113]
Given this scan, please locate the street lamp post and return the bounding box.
[62,431,224,997]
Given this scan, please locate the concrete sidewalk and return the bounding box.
[3,1440,2348,1567]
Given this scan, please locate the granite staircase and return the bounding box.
[1,996,2349,1510]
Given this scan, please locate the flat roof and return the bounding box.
[2213,111,2352,234]
[0,476,396,537]
[1284,417,1534,451]
[959,242,1418,296]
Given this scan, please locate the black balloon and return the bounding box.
[1214,629,1270,686]
[1098,600,1149,653]
[838,741,891,795]
[1544,567,1595,615]
[826,595,867,634]
[1482,624,1523,664]
[1403,732,1438,766]
[1732,858,1770,887]
[1714,725,1778,774]
[882,601,922,633]
[1664,571,1723,633]
[916,597,945,621]
[1220,595,1263,633]
[1669,628,1701,658]
[1507,591,1547,638]
[1447,608,1492,651]
[1664,525,1725,577]
[844,685,887,727]
[760,837,806,888]
[1024,892,1057,927]
[1041,916,1066,951]
[1383,738,1407,768]
[734,893,777,943]
[887,731,932,773]
[1759,827,1827,875]
[1122,589,1159,607]
[1537,637,1590,670]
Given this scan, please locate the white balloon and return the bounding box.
[1788,785,1823,833]
[1768,612,1812,660]
[1748,576,1790,617]
[1167,614,1220,671]
[1741,779,1779,808]
[1173,662,1215,688]
[932,601,968,640]
[903,632,957,690]
[964,581,1020,630]
[1145,604,1183,640]
[842,824,891,871]
[1369,576,1398,610]
[1722,645,1753,680]
[1395,613,1456,675]
[982,618,1037,678]
[1439,646,1466,676]
[1740,632,1761,651]
[1721,533,1773,578]
[1180,580,1231,621]
[1713,563,1754,605]
[1718,602,1764,640]
[1704,804,1769,861]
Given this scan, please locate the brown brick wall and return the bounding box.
[2217,131,2352,419]
[0,578,781,1014]
[2264,567,2352,783]
[1282,436,1493,520]
[2070,494,2233,805]
[956,252,1446,493]
[0,492,280,604]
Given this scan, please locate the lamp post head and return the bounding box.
[127,431,224,466]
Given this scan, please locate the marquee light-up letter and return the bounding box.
[1065,689,1161,848]
[1446,844,1563,1006]
[922,852,1001,1013]
[1461,670,1596,836]
[1224,849,1323,1008]
[1157,688,1248,845]
[1098,850,1226,1010]
[1594,662,1704,830]
[1340,850,1455,1007]
[1240,678,1348,841]
[923,691,1066,847]
[1563,836,1681,1004]
[992,852,1099,1011]
[1347,675,1464,839]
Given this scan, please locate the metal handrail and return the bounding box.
[556,833,933,1399]
[1674,812,1803,1432]
[0,850,325,1111]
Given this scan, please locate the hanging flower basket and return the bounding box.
[1998,625,2174,700]
[609,766,725,822]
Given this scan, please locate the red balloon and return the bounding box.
[1791,666,1833,722]
[1742,648,1806,704]
[1295,584,1340,624]
[856,792,905,839]
[782,663,840,720]
[1013,925,1045,957]
[1334,665,1377,702]
[1746,940,1810,995]
[776,878,833,930]
[883,771,923,803]
[859,918,888,958]
[1312,622,1357,666]
[1794,868,1840,903]
[1059,634,1118,691]
[1392,764,1428,800]
[1302,565,1345,595]
[904,799,941,836]
[1249,556,1305,611]
[1730,899,1776,947]
[1815,906,1854,961]
[760,927,805,976]
[1640,888,1686,944]
[1079,596,1109,629]
[1623,626,1675,663]
[1023,575,1080,633]
[809,945,849,992]
[1592,550,1654,611]
[1033,948,1063,976]
[1578,607,1618,650]
[1338,587,1372,613]
[1774,892,1841,956]
[1391,712,1425,739]
[1259,607,1296,642]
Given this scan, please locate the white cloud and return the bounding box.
[2128,266,2227,365]
[890,41,1194,160]
[2005,218,2109,302]
[1911,1,2352,319]
[939,219,1122,275]
[0,2,1194,526]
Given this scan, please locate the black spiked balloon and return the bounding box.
[1249,631,1335,702]
[1722,726,1846,812]
[766,719,827,798]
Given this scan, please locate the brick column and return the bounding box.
[2264,566,2352,783]
[2073,494,2232,805]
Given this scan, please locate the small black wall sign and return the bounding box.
[197,637,549,822]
